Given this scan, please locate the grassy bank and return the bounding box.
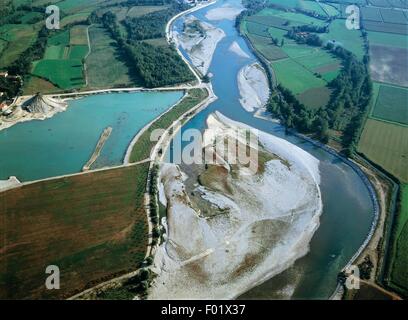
[386,184,408,297]
[129,88,209,163]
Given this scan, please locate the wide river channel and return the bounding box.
[171,0,375,299]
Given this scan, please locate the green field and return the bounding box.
[299,0,327,16]
[86,25,137,89]
[358,119,408,182]
[0,164,149,299]
[68,45,89,60]
[321,19,366,60]
[266,0,330,16]
[246,32,288,61]
[70,25,89,45]
[58,0,101,13]
[258,8,326,26]
[243,9,342,109]
[43,45,66,59]
[246,21,271,37]
[367,31,408,49]
[371,84,408,125]
[23,76,60,95]
[0,24,38,68]
[32,59,85,89]
[388,184,408,296]
[48,30,70,46]
[32,26,89,89]
[320,2,341,17]
[127,5,169,18]
[60,12,92,27]
[272,58,327,94]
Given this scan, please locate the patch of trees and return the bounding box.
[184,19,205,37]
[286,29,323,46]
[266,43,371,154]
[124,2,188,41]
[326,44,372,155]
[267,85,316,135]
[290,24,328,34]
[121,267,155,299]
[0,1,15,26]
[0,76,20,101]
[358,256,374,280]
[9,26,50,77]
[100,10,194,87]
[0,3,49,26]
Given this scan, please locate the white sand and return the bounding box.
[0,96,67,132]
[178,16,225,75]
[228,41,250,58]
[237,63,270,112]
[205,4,243,21]
[0,176,21,192]
[149,112,322,300]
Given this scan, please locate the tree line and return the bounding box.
[99,6,194,88]
[267,44,372,155]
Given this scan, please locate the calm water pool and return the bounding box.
[0,91,183,182]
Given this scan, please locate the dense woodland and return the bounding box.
[99,3,194,88]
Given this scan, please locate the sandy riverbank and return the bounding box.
[228,41,250,58]
[148,112,322,299]
[238,63,270,112]
[177,15,225,76]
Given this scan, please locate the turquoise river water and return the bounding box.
[0,91,183,181]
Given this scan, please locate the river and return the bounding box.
[171,0,375,299]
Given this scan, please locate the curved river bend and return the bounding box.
[171,0,375,299]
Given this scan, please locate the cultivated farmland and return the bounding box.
[369,45,408,87]
[0,164,149,299]
[361,7,383,22]
[320,19,366,60]
[32,59,85,89]
[371,84,408,125]
[31,26,90,90]
[387,184,408,297]
[358,119,408,182]
[243,8,344,110]
[380,8,407,24]
[272,58,327,94]
[367,31,408,49]
[258,8,326,26]
[363,20,408,35]
[86,25,137,89]
[0,24,38,68]
[245,32,288,61]
[70,25,89,46]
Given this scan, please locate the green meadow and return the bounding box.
[33,59,85,89]
[272,58,327,94]
[320,19,365,60]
